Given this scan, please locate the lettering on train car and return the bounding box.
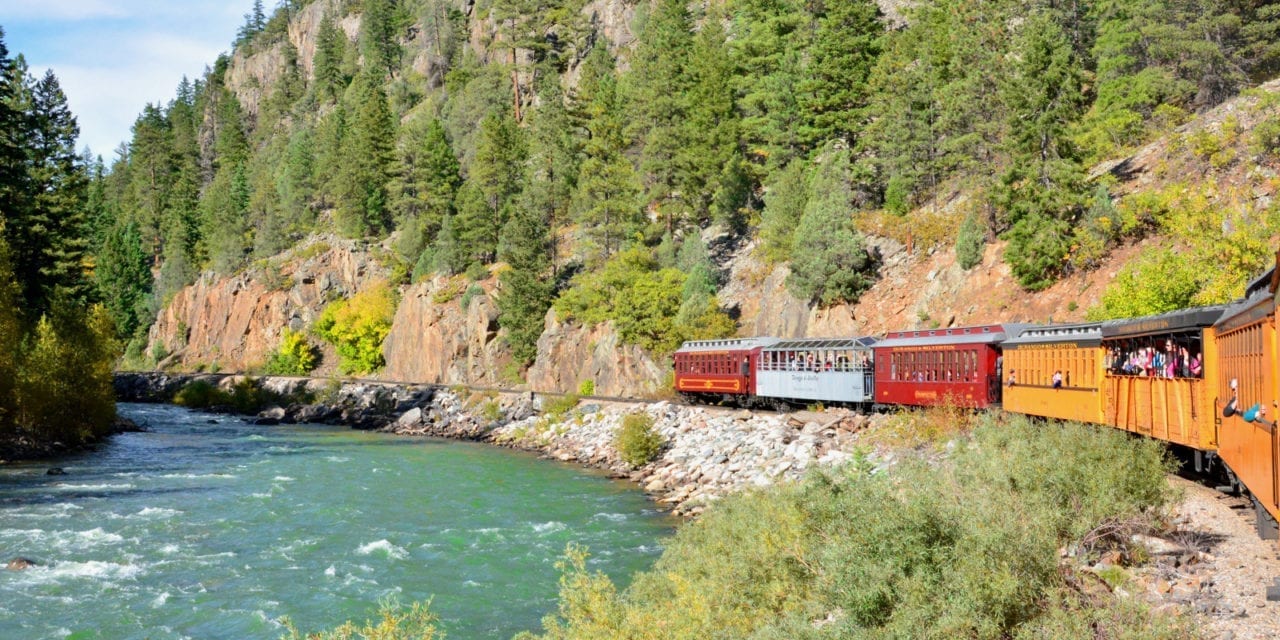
[1124,318,1173,334]
[892,345,958,352]
[1011,342,1081,350]
[914,390,939,400]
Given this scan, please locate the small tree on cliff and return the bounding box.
[786,147,876,306]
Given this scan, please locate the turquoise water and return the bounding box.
[0,403,675,639]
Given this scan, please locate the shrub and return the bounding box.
[459,283,485,310]
[955,212,986,270]
[432,275,466,304]
[525,415,1184,640]
[173,379,229,408]
[465,261,489,282]
[314,280,397,375]
[615,413,664,468]
[577,380,595,397]
[262,328,320,376]
[281,599,441,640]
[542,393,580,419]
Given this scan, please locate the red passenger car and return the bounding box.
[872,324,1029,408]
[673,337,779,403]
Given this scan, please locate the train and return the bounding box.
[673,252,1280,543]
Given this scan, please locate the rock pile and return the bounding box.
[393,392,887,516]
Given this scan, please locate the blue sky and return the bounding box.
[4,1,253,159]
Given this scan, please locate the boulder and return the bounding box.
[397,407,424,426]
[45,468,66,476]
[6,557,37,571]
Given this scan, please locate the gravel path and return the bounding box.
[1165,477,1280,638]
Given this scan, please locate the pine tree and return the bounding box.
[389,117,461,261]
[680,5,744,227]
[730,0,807,175]
[786,148,875,306]
[497,200,552,367]
[513,75,577,269]
[454,112,525,264]
[24,70,92,309]
[758,157,809,263]
[431,212,465,275]
[361,0,403,78]
[333,72,396,237]
[313,12,348,103]
[994,12,1088,290]
[571,49,641,265]
[626,0,694,229]
[96,221,152,339]
[797,0,883,149]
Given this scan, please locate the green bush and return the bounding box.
[525,415,1184,640]
[262,328,320,376]
[173,379,229,408]
[460,283,485,310]
[615,413,664,468]
[9,304,120,445]
[314,280,397,375]
[542,393,580,419]
[280,599,442,640]
[577,380,595,397]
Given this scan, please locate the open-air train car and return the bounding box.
[1099,305,1225,452]
[754,337,877,407]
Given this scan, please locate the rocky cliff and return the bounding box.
[148,236,387,372]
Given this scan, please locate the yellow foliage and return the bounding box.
[314,280,397,375]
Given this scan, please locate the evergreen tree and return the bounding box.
[334,71,396,237]
[313,12,348,102]
[994,12,1088,290]
[786,148,875,306]
[431,212,465,275]
[626,0,694,229]
[454,112,525,264]
[389,117,461,261]
[730,0,807,175]
[0,28,27,239]
[680,5,744,228]
[513,75,577,268]
[312,104,348,204]
[797,0,883,149]
[361,0,404,78]
[96,221,151,339]
[23,70,91,309]
[571,48,641,265]
[758,157,809,263]
[497,200,553,367]
[122,104,174,259]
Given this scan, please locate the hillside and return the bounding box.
[86,0,1280,392]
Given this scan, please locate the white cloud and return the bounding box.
[8,1,253,156]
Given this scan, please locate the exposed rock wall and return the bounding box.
[381,278,512,385]
[147,237,386,372]
[525,312,665,397]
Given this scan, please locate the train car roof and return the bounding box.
[873,323,1033,349]
[1002,322,1102,347]
[675,337,780,353]
[762,336,877,351]
[1100,305,1229,339]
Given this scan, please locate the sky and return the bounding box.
[4,0,253,160]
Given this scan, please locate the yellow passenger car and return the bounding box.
[1001,323,1106,424]
[1099,306,1226,451]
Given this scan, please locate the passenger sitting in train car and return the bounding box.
[1007,370,1017,387]
[1052,371,1063,389]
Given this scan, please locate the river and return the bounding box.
[0,403,675,639]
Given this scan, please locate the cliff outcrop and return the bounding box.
[148,236,387,372]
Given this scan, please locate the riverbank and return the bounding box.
[0,416,144,464]
[113,372,887,515]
